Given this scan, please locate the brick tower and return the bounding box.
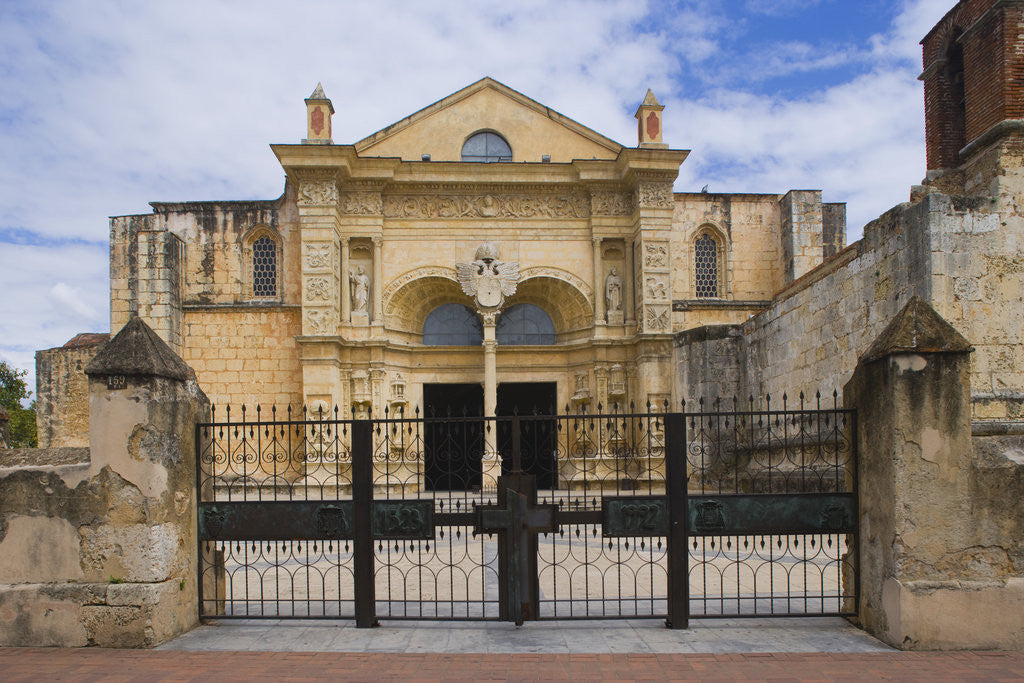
[921,0,1024,192]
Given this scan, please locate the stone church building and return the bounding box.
[100,78,845,420]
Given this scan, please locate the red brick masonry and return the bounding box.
[1,649,1022,681]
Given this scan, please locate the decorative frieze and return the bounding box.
[383,193,589,219]
[339,192,383,215]
[637,182,674,209]
[297,181,339,207]
[591,191,635,216]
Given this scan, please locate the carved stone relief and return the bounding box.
[518,266,593,300]
[383,193,589,219]
[305,276,332,302]
[306,308,334,335]
[637,182,674,209]
[644,242,669,268]
[339,192,383,215]
[297,181,339,207]
[644,305,670,331]
[591,191,634,216]
[303,242,332,271]
[646,276,668,299]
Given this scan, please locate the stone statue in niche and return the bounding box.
[349,266,370,314]
[605,267,622,312]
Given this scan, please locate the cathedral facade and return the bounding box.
[107,78,844,418]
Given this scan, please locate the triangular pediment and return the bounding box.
[355,77,624,163]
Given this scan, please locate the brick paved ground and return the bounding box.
[1,648,1022,681]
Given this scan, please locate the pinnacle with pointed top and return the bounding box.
[307,82,328,101]
[642,88,660,106]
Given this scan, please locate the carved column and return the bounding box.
[592,238,605,326]
[340,236,350,323]
[372,236,384,324]
[625,240,635,325]
[482,313,501,489]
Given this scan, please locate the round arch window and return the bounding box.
[496,304,555,345]
[423,303,483,345]
[461,131,512,162]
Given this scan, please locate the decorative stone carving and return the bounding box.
[339,192,383,215]
[383,193,589,219]
[605,267,622,315]
[305,276,331,302]
[303,242,332,270]
[609,364,626,400]
[645,305,670,330]
[518,266,593,300]
[591,191,634,216]
[349,266,370,314]
[297,181,339,207]
[644,242,668,268]
[456,243,520,310]
[637,182,674,209]
[383,267,459,306]
[351,370,371,418]
[479,310,499,327]
[646,276,667,299]
[306,308,333,335]
[571,371,591,405]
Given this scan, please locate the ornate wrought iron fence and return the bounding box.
[195,395,857,623]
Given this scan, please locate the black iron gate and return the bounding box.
[196,395,857,625]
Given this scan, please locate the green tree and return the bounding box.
[0,361,37,447]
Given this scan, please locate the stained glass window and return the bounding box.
[423,304,484,345]
[496,304,555,345]
[252,236,277,297]
[694,233,719,298]
[461,131,512,162]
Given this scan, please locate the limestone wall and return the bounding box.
[35,334,108,448]
[182,307,303,409]
[0,375,208,648]
[0,316,210,648]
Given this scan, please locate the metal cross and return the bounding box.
[476,475,556,625]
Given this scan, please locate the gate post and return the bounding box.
[664,412,689,629]
[351,420,378,628]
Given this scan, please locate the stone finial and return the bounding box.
[860,295,973,364]
[84,315,192,381]
[635,88,667,149]
[303,82,334,145]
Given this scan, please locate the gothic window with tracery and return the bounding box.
[423,303,483,345]
[694,232,720,298]
[252,236,278,297]
[461,131,512,162]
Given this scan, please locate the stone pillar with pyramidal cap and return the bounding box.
[304,82,334,144]
[635,88,667,148]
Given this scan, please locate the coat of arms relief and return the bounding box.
[456,243,520,313]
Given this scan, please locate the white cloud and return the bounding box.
[0,0,959,392]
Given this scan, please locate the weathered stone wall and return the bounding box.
[35,334,108,448]
[0,319,209,648]
[845,306,1024,649]
[780,190,825,283]
[672,324,742,405]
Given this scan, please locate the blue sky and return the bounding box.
[0,0,953,398]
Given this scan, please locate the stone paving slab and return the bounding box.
[159,617,892,654]
[2,648,1023,681]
